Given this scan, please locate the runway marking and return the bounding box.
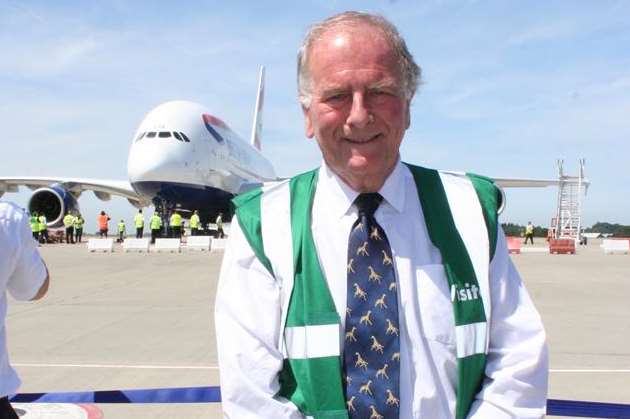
[550,369,630,373]
[13,362,219,370]
[14,364,630,373]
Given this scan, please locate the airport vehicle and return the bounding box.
[0,68,275,226]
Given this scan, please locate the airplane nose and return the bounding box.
[127,140,186,183]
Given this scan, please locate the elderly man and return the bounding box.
[1,202,50,418]
[216,11,548,419]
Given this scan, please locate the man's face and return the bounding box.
[303,26,411,192]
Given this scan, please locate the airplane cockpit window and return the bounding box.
[173,132,184,142]
[179,132,191,142]
[146,132,157,138]
[158,131,171,138]
[135,132,146,142]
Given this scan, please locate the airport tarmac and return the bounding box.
[6,238,630,418]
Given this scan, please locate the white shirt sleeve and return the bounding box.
[214,217,303,419]
[7,209,47,301]
[468,228,549,418]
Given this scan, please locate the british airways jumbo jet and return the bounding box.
[0,67,276,226]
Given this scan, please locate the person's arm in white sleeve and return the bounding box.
[7,208,49,301]
[468,227,549,419]
[215,217,303,419]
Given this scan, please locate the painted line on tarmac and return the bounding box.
[550,369,630,373]
[13,362,219,370]
[16,364,630,373]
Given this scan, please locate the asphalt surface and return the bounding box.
[6,238,630,418]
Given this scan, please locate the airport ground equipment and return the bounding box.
[210,238,227,252]
[549,239,576,255]
[601,239,630,254]
[506,237,522,254]
[122,238,150,253]
[553,159,588,244]
[87,238,114,252]
[153,238,181,253]
[185,236,211,251]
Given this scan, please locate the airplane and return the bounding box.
[0,67,276,227]
[0,66,589,229]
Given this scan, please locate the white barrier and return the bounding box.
[123,238,150,253]
[186,236,211,251]
[87,238,114,253]
[601,239,630,254]
[154,238,181,253]
[211,238,228,252]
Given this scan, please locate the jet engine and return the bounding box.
[28,185,80,227]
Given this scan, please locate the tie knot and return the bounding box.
[354,193,383,217]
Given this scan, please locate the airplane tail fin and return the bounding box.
[250,66,265,151]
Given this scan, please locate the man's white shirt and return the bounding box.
[0,202,48,397]
[215,161,548,418]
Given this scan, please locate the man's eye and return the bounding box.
[325,93,347,102]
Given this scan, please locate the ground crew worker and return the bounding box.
[38,214,49,243]
[215,212,224,238]
[524,221,534,245]
[170,211,183,239]
[29,212,39,240]
[150,212,161,244]
[63,212,75,244]
[134,209,144,238]
[74,213,84,243]
[190,210,200,236]
[98,211,110,238]
[118,220,126,243]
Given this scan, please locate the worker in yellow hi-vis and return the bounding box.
[134,209,145,238]
[190,210,201,236]
[170,211,183,240]
[118,220,126,243]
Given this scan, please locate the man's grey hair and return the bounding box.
[297,11,422,108]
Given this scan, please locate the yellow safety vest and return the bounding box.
[170,213,182,227]
[190,214,200,229]
[135,213,144,228]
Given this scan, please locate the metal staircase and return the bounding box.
[553,159,587,242]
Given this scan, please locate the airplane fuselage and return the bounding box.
[127,100,275,220]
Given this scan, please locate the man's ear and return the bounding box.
[302,105,315,138]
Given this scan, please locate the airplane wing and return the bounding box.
[493,177,590,189]
[0,176,149,207]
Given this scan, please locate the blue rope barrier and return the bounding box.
[547,399,630,418]
[11,386,221,404]
[11,388,630,418]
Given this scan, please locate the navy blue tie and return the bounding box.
[344,193,400,418]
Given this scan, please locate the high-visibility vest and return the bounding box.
[30,215,38,232]
[233,164,501,419]
[38,215,47,230]
[190,214,200,229]
[134,213,144,228]
[98,214,110,230]
[118,222,125,233]
[170,213,182,227]
[216,215,223,228]
[74,217,84,229]
[150,215,161,230]
[63,214,74,228]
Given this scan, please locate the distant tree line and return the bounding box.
[501,223,548,237]
[585,222,630,237]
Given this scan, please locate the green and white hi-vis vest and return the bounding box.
[232,163,501,419]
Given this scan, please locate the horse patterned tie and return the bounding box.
[344,193,400,419]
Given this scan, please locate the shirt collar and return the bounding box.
[318,159,406,219]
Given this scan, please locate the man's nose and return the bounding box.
[346,92,371,128]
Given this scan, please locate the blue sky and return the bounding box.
[1,0,629,231]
